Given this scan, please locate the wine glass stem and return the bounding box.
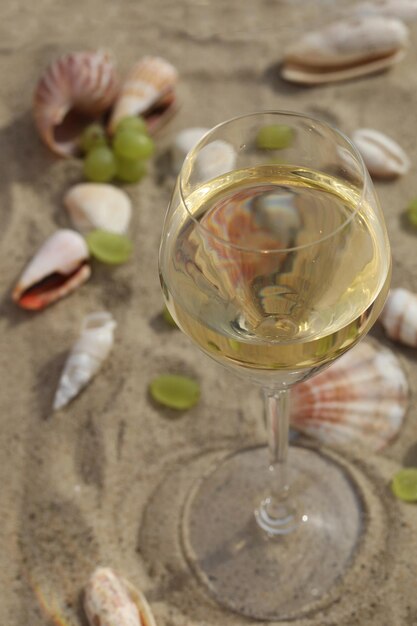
[255,387,299,535]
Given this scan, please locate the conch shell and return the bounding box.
[12,229,90,310]
[108,56,178,135]
[351,128,410,178]
[290,340,409,451]
[282,16,408,85]
[379,288,417,347]
[84,567,156,626]
[33,50,119,157]
[64,183,132,234]
[53,312,116,410]
[352,1,417,23]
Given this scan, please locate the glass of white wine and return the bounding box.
[159,112,391,620]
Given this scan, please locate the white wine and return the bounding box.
[160,165,390,381]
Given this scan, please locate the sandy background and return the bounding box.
[1,0,417,624]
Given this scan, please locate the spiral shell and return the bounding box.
[379,288,417,347]
[33,50,119,157]
[290,340,409,451]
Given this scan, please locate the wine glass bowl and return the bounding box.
[158,112,391,620]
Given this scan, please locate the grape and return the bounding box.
[149,374,200,410]
[391,468,417,502]
[256,124,294,150]
[113,129,155,160]
[407,198,417,227]
[86,230,133,264]
[80,123,107,153]
[83,147,116,182]
[115,115,148,135]
[115,156,147,183]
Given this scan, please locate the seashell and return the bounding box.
[194,140,237,183]
[351,128,410,178]
[290,340,409,451]
[64,183,132,234]
[351,1,417,23]
[171,127,209,174]
[282,16,408,85]
[84,567,156,626]
[109,56,178,135]
[33,50,119,157]
[53,312,116,410]
[379,288,417,346]
[12,229,90,311]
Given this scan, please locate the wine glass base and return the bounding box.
[181,444,363,621]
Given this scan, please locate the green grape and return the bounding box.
[83,147,116,182]
[86,230,133,264]
[113,129,155,160]
[115,156,147,183]
[256,124,294,150]
[115,115,148,135]
[406,198,417,227]
[80,123,107,153]
[149,374,200,410]
[391,468,417,502]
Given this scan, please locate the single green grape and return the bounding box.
[149,374,200,410]
[115,156,147,183]
[406,198,417,227]
[83,147,116,182]
[391,468,417,502]
[256,124,294,150]
[113,129,155,160]
[80,123,108,153]
[115,115,148,135]
[86,230,133,264]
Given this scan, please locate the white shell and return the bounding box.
[290,340,409,451]
[53,312,116,410]
[282,16,408,84]
[380,288,417,346]
[352,1,417,22]
[194,140,237,182]
[352,128,410,178]
[64,183,132,234]
[84,567,157,626]
[171,127,209,174]
[12,229,90,310]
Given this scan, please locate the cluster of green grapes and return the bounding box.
[81,116,155,184]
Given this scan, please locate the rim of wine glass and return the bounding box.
[178,110,370,255]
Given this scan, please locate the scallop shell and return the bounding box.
[12,229,90,310]
[282,16,408,85]
[108,56,178,135]
[351,128,410,178]
[53,312,116,410]
[290,340,409,451]
[64,183,132,234]
[352,0,417,23]
[33,50,119,157]
[84,567,156,626]
[171,127,209,174]
[379,288,417,347]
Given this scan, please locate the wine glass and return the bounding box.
[158,111,390,620]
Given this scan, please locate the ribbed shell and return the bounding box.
[352,129,410,178]
[380,288,417,347]
[290,340,409,451]
[33,49,119,157]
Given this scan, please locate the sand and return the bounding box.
[1,0,417,624]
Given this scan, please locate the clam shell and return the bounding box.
[64,183,132,234]
[171,127,209,174]
[12,229,90,310]
[352,0,417,23]
[194,140,237,183]
[351,128,410,178]
[84,567,157,626]
[53,312,116,410]
[108,56,178,135]
[33,50,119,157]
[282,16,408,84]
[379,288,417,346]
[290,340,409,451]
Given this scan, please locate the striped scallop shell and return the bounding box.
[108,56,178,134]
[380,288,417,346]
[33,50,119,157]
[290,340,409,451]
